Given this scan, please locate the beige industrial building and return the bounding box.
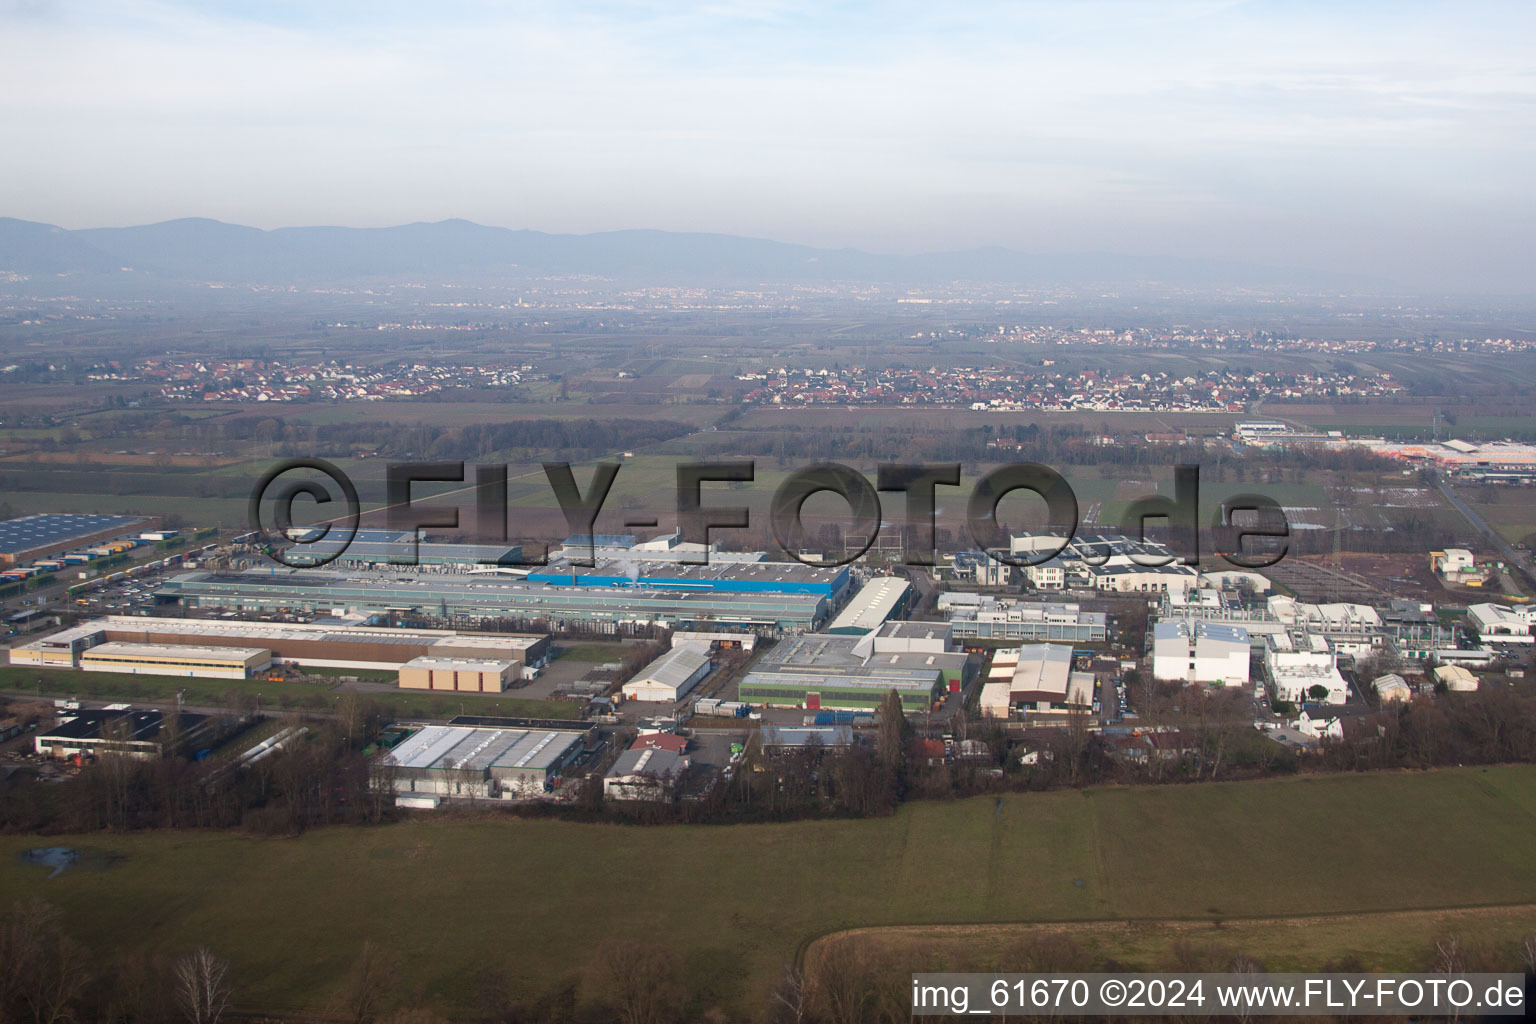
[78,642,271,679]
[398,656,520,693]
[10,616,548,674]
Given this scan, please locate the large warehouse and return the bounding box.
[385,723,586,799]
[12,616,548,673]
[621,645,712,703]
[0,513,151,566]
[284,529,525,569]
[79,642,271,680]
[825,577,910,635]
[154,569,829,631]
[528,559,849,597]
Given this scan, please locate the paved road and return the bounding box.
[1433,473,1536,593]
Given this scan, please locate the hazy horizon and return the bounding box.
[3,1,1535,291]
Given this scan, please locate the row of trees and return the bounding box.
[0,706,397,835]
[0,899,229,1024]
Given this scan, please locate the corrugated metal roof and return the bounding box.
[631,645,710,688]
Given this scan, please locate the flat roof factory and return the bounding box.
[0,513,152,566]
[11,616,548,673]
[154,569,830,631]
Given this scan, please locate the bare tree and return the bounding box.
[767,964,811,1024]
[337,690,365,747]
[1522,933,1536,974]
[0,898,92,1024]
[1227,953,1265,1024]
[376,1010,450,1024]
[1431,934,1465,974]
[808,939,873,1024]
[174,946,232,1024]
[340,941,400,1024]
[588,940,685,1024]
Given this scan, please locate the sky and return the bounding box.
[2,0,1534,291]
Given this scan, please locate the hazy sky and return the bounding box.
[3,0,1534,290]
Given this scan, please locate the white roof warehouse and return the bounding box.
[384,724,586,800]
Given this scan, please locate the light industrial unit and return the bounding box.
[34,707,212,760]
[385,724,586,799]
[621,645,712,703]
[397,656,520,693]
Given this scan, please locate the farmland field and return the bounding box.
[1,767,1533,1017]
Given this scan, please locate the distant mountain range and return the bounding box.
[0,216,1368,291]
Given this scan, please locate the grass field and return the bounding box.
[814,904,1536,977]
[0,666,568,720]
[1454,489,1536,547]
[1,767,1533,1017]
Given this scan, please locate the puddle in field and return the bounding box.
[19,847,124,878]
[20,847,80,878]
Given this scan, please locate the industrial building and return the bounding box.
[1264,635,1349,705]
[758,724,855,749]
[1433,664,1480,691]
[868,621,952,654]
[398,656,520,693]
[284,529,524,569]
[1003,530,1199,596]
[825,577,910,634]
[1089,562,1200,596]
[34,706,211,760]
[154,569,829,631]
[739,670,940,712]
[604,746,688,800]
[950,550,1013,587]
[1379,601,1459,662]
[0,513,151,566]
[1466,603,1534,644]
[385,723,586,799]
[556,530,766,564]
[11,616,548,674]
[1372,673,1413,703]
[736,630,963,711]
[1150,621,1251,686]
[78,642,271,680]
[983,644,1093,720]
[621,645,712,703]
[944,596,1108,643]
[670,630,756,652]
[529,558,848,597]
[1430,548,1485,587]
